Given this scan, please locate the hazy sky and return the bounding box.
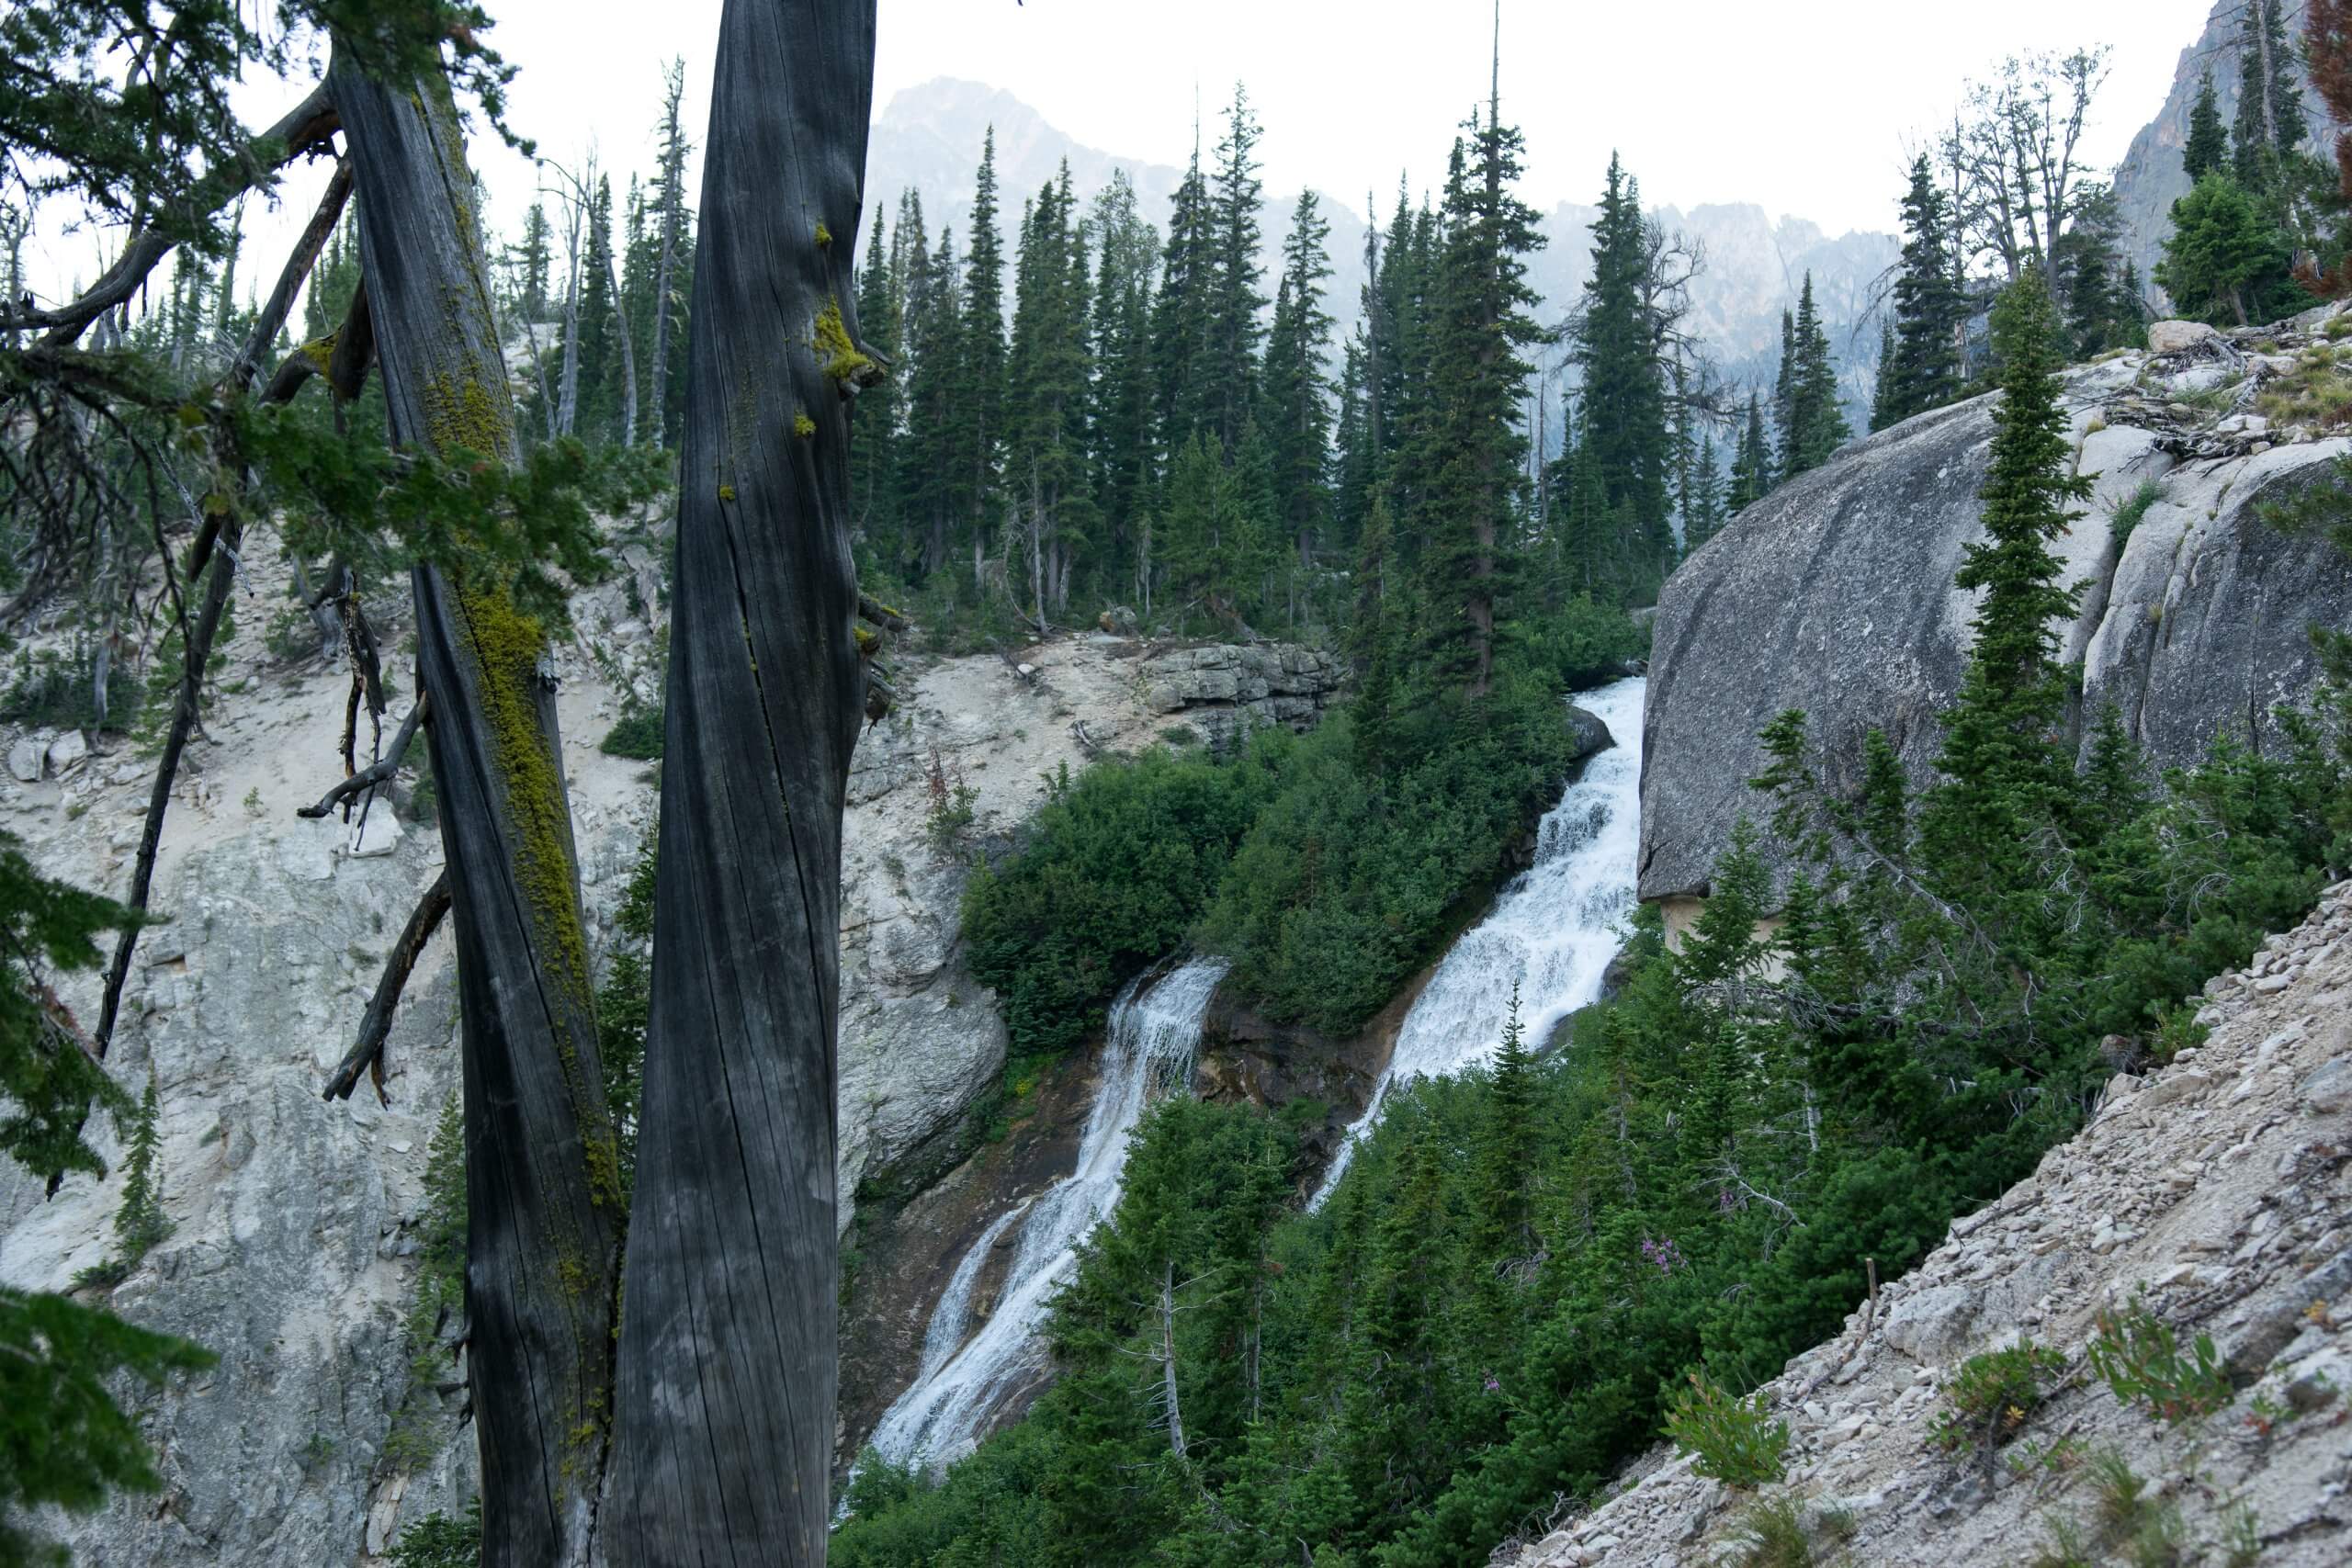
[467,0,2222,234]
[23,0,2226,306]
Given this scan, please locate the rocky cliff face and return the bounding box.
[1502,877,2352,1568]
[1642,310,2352,909]
[0,535,1339,1567]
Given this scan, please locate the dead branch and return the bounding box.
[300,695,427,819]
[322,871,453,1105]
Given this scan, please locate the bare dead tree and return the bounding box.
[603,1,885,1559]
[333,51,623,1568]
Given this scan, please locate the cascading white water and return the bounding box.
[868,955,1230,1470]
[1309,676,1647,1210]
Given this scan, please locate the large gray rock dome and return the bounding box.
[1641,329,2352,904]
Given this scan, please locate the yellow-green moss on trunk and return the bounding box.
[812,297,873,388]
[451,579,625,1213]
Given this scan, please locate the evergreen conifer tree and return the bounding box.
[1572,154,1675,594]
[2183,69,2229,182]
[956,130,1010,562]
[1779,274,1849,479]
[2158,175,2290,325]
[1261,190,1337,580]
[1152,141,1218,453]
[1414,75,1544,697]
[1916,266,2093,919]
[1206,85,1268,455]
[851,209,904,562]
[1727,392,1772,514]
[1879,155,1967,428]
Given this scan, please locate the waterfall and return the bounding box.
[1309,676,1647,1210]
[867,955,1230,1470]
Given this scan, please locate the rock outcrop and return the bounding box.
[1642,311,2352,907]
[1503,879,2352,1568]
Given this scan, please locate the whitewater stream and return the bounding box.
[1308,675,1647,1209]
[867,955,1230,1470]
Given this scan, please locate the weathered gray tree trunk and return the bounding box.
[332,55,623,1568]
[605,2,878,1562]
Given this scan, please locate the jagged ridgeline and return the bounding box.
[5,4,2352,1568]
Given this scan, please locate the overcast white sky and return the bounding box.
[24,0,2223,307]
[476,0,2221,232]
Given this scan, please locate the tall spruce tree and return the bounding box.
[1415,63,1544,699]
[1916,265,2093,921]
[1152,140,1218,453]
[1261,189,1336,577]
[851,207,904,558]
[2183,68,2229,182]
[957,129,1009,566]
[1778,273,1848,479]
[1005,166,1093,620]
[1878,154,1967,430]
[1205,85,1269,456]
[1727,390,1773,513]
[1087,172,1159,608]
[1573,153,1675,598]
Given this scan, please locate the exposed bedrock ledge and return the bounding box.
[1641,341,2352,905]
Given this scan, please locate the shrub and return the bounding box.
[1665,1371,1790,1487]
[2087,1300,2231,1424]
[387,1500,481,1568]
[923,747,979,859]
[1730,1495,1815,1567]
[599,700,664,760]
[1928,1340,2068,1474]
[2,647,141,734]
[964,738,1289,1060]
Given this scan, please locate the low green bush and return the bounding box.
[1665,1371,1790,1487]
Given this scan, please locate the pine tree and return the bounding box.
[1879,155,1967,429]
[509,201,553,321]
[1415,73,1545,700]
[1206,85,1268,455]
[1261,190,1336,581]
[2158,175,2290,326]
[956,130,1009,562]
[1778,274,1849,479]
[1087,173,1159,609]
[1573,154,1675,596]
[899,216,964,577]
[1869,319,1899,433]
[1005,166,1094,620]
[2183,69,2229,182]
[1727,391,1773,513]
[569,173,618,442]
[2233,0,2306,196]
[1916,266,2093,915]
[851,208,904,563]
[1682,434,1726,556]
[112,1070,171,1268]
[1151,140,1217,453]
[645,57,693,448]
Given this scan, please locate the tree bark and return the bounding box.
[332,53,622,1568]
[604,3,877,1561]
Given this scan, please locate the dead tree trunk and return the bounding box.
[332,53,622,1568]
[605,2,878,1561]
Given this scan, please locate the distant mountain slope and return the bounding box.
[867,78,1895,427]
